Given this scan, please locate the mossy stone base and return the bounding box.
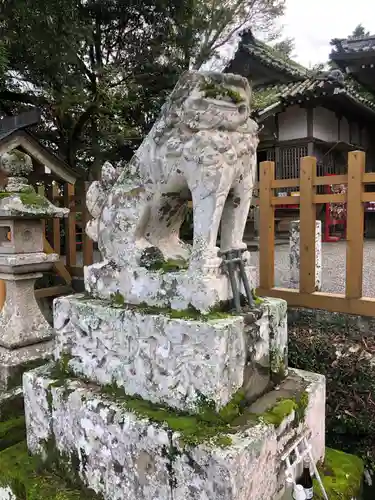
[23,364,325,500]
[0,442,102,500]
[314,448,364,499]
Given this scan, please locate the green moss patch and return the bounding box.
[259,399,297,426]
[0,441,102,499]
[314,448,364,500]
[200,80,244,104]
[19,192,49,208]
[0,416,25,451]
[135,303,233,321]
[0,191,49,209]
[99,384,249,448]
[146,258,189,273]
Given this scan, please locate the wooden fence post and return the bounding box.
[346,151,365,299]
[0,280,5,310]
[64,183,77,268]
[299,156,317,293]
[259,161,275,290]
[52,183,61,255]
[82,181,94,266]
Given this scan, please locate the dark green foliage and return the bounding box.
[349,24,370,40]
[0,0,285,176]
[288,320,375,472]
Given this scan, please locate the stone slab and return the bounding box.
[85,260,256,314]
[0,388,23,422]
[0,341,53,391]
[53,295,287,411]
[0,252,58,274]
[289,220,322,291]
[23,365,325,500]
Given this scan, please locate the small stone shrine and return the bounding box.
[0,150,68,416]
[22,72,326,500]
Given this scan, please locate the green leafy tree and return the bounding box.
[272,37,295,59]
[0,0,285,177]
[348,24,370,40]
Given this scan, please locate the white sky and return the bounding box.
[282,0,375,67]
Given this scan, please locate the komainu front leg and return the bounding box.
[189,184,230,272]
[220,173,254,254]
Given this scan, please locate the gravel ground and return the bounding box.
[76,240,375,298]
[250,240,375,297]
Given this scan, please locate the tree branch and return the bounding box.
[0,90,49,106]
[70,102,98,144]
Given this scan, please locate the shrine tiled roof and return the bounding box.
[331,36,375,55]
[240,36,310,80]
[252,74,375,119]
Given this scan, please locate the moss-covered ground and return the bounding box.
[0,416,26,451]
[0,441,101,499]
[314,448,364,500]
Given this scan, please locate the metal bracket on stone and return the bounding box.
[220,249,254,312]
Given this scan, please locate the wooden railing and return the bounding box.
[47,180,94,281]
[256,151,375,317]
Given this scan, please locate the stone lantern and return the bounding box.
[0,150,68,394]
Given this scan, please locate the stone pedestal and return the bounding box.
[23,364,325,500]
[85,259,256,314]
[21,293,326,500]
[54,295,287,411]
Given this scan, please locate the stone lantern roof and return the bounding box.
[0,150,69,218]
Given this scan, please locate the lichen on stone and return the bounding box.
[270,347,287,383]
[314,448,364,499]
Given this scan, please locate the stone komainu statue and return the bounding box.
[86,71,259,273]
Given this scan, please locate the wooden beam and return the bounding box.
[0,280,5,311]
[362,193,375,202]
[272,196,300,206]
[43,237,72,285]
[81,181,94,266]
[256,287,375,318]
[271,178,299,189]
[35,285,72,299]
[299,156,317,293]
[314,174,348,186]
[52,184,61,255]
[313,194,346,204]
[259,161,275,289]
[346,151,365,299]
[363,172,375,184]
[63,183,77,267]
[67,266,84,278]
